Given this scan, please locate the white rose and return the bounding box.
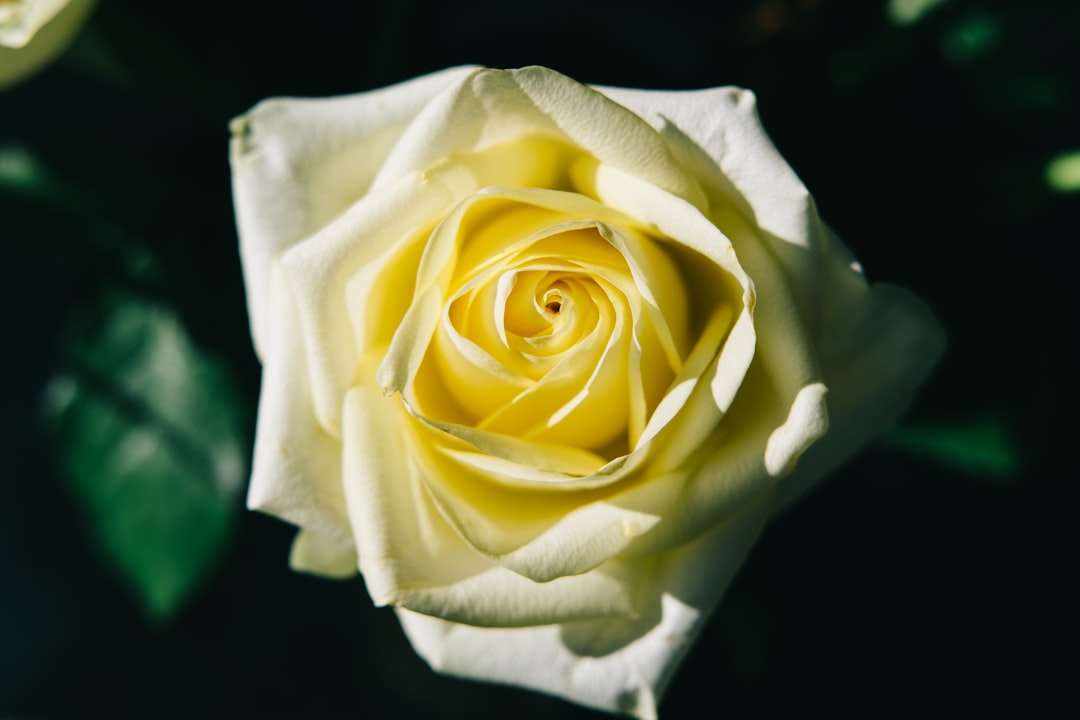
[0,0,95,89]
[230,66,944,718]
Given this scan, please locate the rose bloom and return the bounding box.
[230,66,944,718]
[0,0,95,89]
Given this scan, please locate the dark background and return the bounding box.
[2,0,1076,717]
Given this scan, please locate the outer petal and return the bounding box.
[280,172,457,435]
[229,65,476,358]
[397,490,773,719]
[246,262,353,545]
[0,0,94,89]
[594,84,816,254]
[774,279,946,510]
[289,527,357,579]
[601,83,946,505]
[598,83,842,344]
[371,67,707,209]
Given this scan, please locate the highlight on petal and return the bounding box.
[764,382,829,476]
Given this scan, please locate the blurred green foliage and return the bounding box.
[0,145,49,195]
[42,293,246,618]
[883,418,1020,481]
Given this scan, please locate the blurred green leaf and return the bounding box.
[0,145,51,196]
[43,292,247,619]
[881,418,1020,482]
[941,11,1001,65]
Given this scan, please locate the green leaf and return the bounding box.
[881,417,1020,482]
[44,292,247,619]
[940,11,1001,65]
[0,145,52,196]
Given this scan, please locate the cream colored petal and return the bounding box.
[289,528,358,579]
[634,301,735,454]
[371,67,706,209]
[246,262,352,545]
[409,359,785,583]
[379,178,774,577]
[229,65,476,358]
[405,416,653,571]
[616,350,826,561]
[478,277,626,447]
[594,83,813,252]
[0,0,93,89]
[582,168,833,547]
[394,558,643,628]
[489,501,661,583]
[596,82,890,343]
[609,329,824,561]
[281,174,456,436]
[597,83,945,507]
[420,450,662,582]
[341,384,643,626]
[383,186,720,456]
[596,83,848,359]
[401,326,731,583]
[510,67,707,208]
[411,415,612,479]
[396,490,773,719]
[580,166,767,453]
[593,222,688,372]
[764,382,829,477]
[774,279,946,510]
[619,261,913,561]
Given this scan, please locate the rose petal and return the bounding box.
[594,83,813,251]
[230,66,476,357]
[341,384,644,626]
[289,528,358,579]
[396,489,773,719]
[281,174,455,435]
[371,67,707,211]
[246,263,352,544]
[581,88,944,508]
[774,279,947,510]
